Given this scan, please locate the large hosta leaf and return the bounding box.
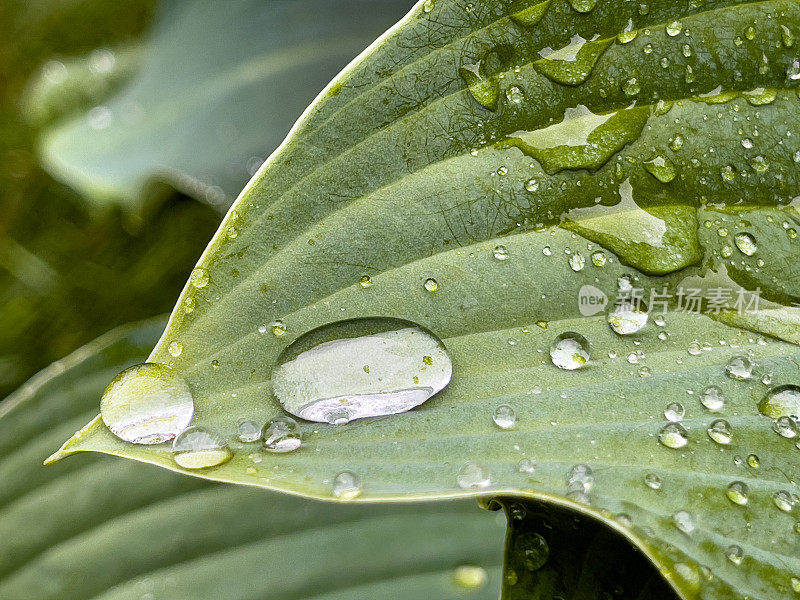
[36,0,413,210]
[53,1,800,598]
[0,319,504,599]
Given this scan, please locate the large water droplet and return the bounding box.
[773,490,795,513]
[550,332,590,370]
[659,422,689,449]
[759,385,800,419]
[644,156,677,183]
[236,419,262,443]
[492,404,516,429]
[271,318,452,425]
[773,416,798,439]
[100,363,194,445]
[172,427,232,469]
[672,510,695,534]
[664,402,685,422]
[734,233,758,256]
[535,36,612,86]
[568,0,597,12]
[515,532,550,571]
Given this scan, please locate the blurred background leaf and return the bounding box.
[0,318,505,600]
[0,0,411,399]
[34,0,414,211]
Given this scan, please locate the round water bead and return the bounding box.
[725,356,753,380]
[332,471,362,499]
[515,532,550,571]
[271,318,452,425]
[707,419,733,445]
[550,332,590,370]
[172,427,232,469]
[644,472,662,490]
[726,481,750,505]
[759,385,800,419]
[263,416,302,452]
[664,402,685,422]
[773,416,798,439]
[492,404,516,429]
[458,461,491,489]
[607,301,649,335]
[100,362,194,445]
[659,423,689,449]
[672,510,695,534]
[236,419,262,443]
[700,386,725,411]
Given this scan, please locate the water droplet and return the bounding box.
[566,463,593,500]
[644,156,677,183]
[271,321,286,336]
[726,545,744,565]
[237,419,262,443]
[535,35,612,86]
[271,318,452,425]
[458,461,491,489]
[773,416,798,439]
[700,386,725,411]
[726,481,750,505]
[666,20,683,36]
[569,252,585,271]
[506,85,525,104]
[168,341,183,357]
[190,268,209,288]
[773,490,794,512]
[747,454,760,468]
[172,427,232,469]
[332,471,362,499]
[568,0,596,12]
[659,423,689,449]
[100,363,194,445]
[759,385,800,419]
[493,245,509,260]
[725,356,753,380]
[707,419,733,445]
[359,275,372,288]
[591,251,607,267]
[525,178,539,192]
[744,87,778,106]
[451,565,487,589]
[263,416,302,452]
[673,510,695,534]
[424,278,439,292]
[422,0,435,12]
[608,301,648,335]
[622,77,641,96]
[669,134,684,151]
[550,332,590,370]
[664,402,685,422]
[515,532,550,571]
[518,458,536,474]
[750,155,769,173]
[493,404,516,429]
[644,472,662,490]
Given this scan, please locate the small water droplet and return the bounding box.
[168,341,183,357]
[263,416,302,452]
[271,321,286,336]
[659,423,689,449]
[566,463,593,500]
[424,278,439,292]
[569,252,585,271]
[493,404,516,429]
[707,419,733,445]
[172,427,232,469]
[673,510,695,534]
[773,490,794,512]
[525,178,539,192]
[726,545,744,565]
[644,472,662,490]
[100,363,194,445]
[773,416,798,439]
[747,454,760,468]
[568,0,597,13]
[271,318,452,424]
[458,461,491,489]
[666,20,683,36]
[190,268,209,288]
[608,301,648,335]
[725,356,753,380]
[664,402,685,422]
[550,332,590,370]
[359,275,372,288]
[726,481,750,505]
[515,532,550,571]
[622,77,641,96]
[591,251,607,267]
[518,458,536,474]
[506,85,525,104]
[644,156,676,183]
[493,245,509,260]
[332,471,362,499]
[237,419,262,443]
[700,386,725,411]
[422,0,435,12]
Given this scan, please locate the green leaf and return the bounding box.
[53,1,800,598]
[0,319,504,599]
[36,0,414,210]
